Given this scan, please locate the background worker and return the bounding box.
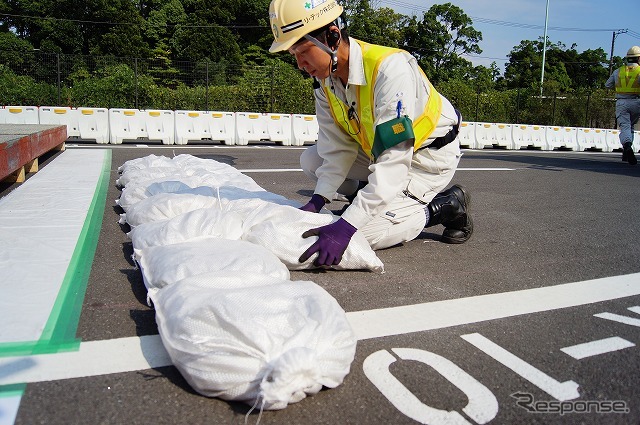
[606,46,640,165]
[268,0,472,267]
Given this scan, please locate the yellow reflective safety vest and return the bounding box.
[323,40,442,159]
[615,65,640,94]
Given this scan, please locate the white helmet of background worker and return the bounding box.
[268,0,344,53]
[627,46,640,59]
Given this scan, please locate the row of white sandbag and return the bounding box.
[115,154,366,411]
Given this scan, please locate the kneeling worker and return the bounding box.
[268,0,473,267]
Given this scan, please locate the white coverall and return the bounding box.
[300,37,461,250]
[605,63,640,147]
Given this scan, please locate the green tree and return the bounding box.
[0,31,35,72]
[504,38,574,93]
[343,0,405,48]
[68,63,155,108]
[574,48,609,89]
[401,3,482,83]
[0,63,57,104]
[170,0,242,64]
[232,0,272,49]
[1,0,150,56]
[144,0,186,58]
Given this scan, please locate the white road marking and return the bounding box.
[0,336,169,385]
[457,168,515,171]
[0,395,21,425]
[349,273,640,340]
[0,273,638,385]
[238,168,304,173]
[594,312,640,327]
[461,333,580,401]
[626,306,640,315]
[560,337,635,360]
[237,167,514,173]
[364,348,498,424]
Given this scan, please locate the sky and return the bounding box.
[376,0,640,73]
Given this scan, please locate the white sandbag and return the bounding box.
[128,208,244,249]
[199,173,265,192]
[135,238,290,294]
[215,186,299,207]
[117,154,294,208]
[122,192,223,228]
[116,176,206,212]
[116,166,183,188]
[118,154,176,174]
[150,275,357,410]
[170,155,264,192]
[171,154,239,174]
[242,203,384,272]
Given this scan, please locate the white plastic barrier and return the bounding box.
[512,124,546,150]
[174,111,235,145]
[235,112,269,145]
[591,128,608,152]
[576,128,606,151]
[38,107,109,144]
[109,109,174,144]
[475,122,513,149]
[0,106,39,124]
[292,114,319,146]
[457,122,476,149]
[546,126,578,151]
[634,130,640,152]
[605,129,622,152]
[266,113,293,145]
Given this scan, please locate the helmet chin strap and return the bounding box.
[304,34,338,74]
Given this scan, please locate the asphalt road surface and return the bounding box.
[2,142,640,425]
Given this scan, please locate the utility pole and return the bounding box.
[540,0,550,97]
[609,29,628,76]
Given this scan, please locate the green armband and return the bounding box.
[371,116,415,161]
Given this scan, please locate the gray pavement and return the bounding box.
[6,143,640,425]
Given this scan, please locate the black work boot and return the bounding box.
[426,185,473,244]
[345,180,368,203]
[333,181,367,215]
[623,142,637,165]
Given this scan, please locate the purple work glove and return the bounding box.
[299,194,326,213]
[299,218,357,266]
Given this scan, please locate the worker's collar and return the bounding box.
[346,38,366,86]
[320,37,365,89]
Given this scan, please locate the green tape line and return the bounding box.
[0,150,112,357]
[0,384,26,398]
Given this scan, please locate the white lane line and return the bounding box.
[458,167,515,171]
[560,337,635,360]
[350,272,640,340]
[238,168,303,173]
[0,273,638,385]
[627,306,640,315]
[593,312,640,327]
[237,167,514,173]
[0,336,169,385]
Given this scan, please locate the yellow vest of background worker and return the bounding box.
[615,65,640,94]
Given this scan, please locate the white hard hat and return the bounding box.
[627,46,640,58]
[268,0,343,53]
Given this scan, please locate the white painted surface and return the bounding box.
[560,337,635,360]
[461,333,580,401]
